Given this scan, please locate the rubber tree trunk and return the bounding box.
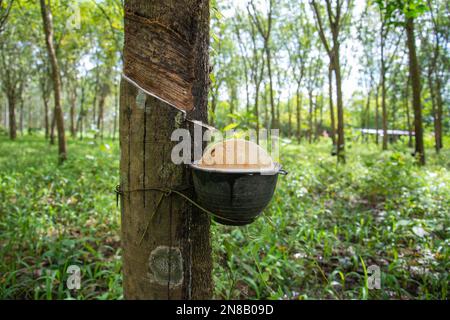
[328,66,336,146]
[254,82,260,141]
[296,84,301,143]
[287,96,292,137]
[49,110,55,145]
[406,17,425,165]
[427,70,438,152]
[77,85,85,141]
[96,91,105,140]
[19,99,23,136]
[308,89,313,144]
[375,84,379,145]
[264,85,269,129]
[7,94,16,140]
[435,77,443,150]
[40,0,67,163]
[363,89,371,141]
[405,78,413,148]
[120,0,212,300]
[313,96,318,141]
[334,57,346,163]
[266,47,276,130]
[380,22,388,150]
[113,83,118,141]
[70,88,77,138]
[43,94,49,139]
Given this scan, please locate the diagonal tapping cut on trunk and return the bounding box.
[123,10,195,112]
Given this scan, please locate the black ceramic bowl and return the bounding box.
[189,162,287,226]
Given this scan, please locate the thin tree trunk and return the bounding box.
[435,77,443,150]
[314,96,319,141]
[43,95,49,139]
[296,84,302,143]
[3,100,7,129]
[319,94,323,135]
[77,85,85,140]
[99,95,105,140]
[255,83,261,142]
[427,69,439,153]
[380,28,388,150]
[70,87,77,138]
[334,56,345,163]
[92,68,99,126]
[328,66,336,145]
[50,109,55,145]
[113,83,118,141]
[405,76,413,148]
[210,90,217,126]
[363,89,371,143]
[120,0,212,299]
[7,94,16,140]
[96,90,106,140]
[287,95,292,137]
[266,47,276,129]
[19,98,23,136]
[427,0,443,152]
[375,84,380,145]
[308,89,313,144]
[406,17,425,165]
[40,0,67,162]
[28,99,32,134]
[264,85,269,129]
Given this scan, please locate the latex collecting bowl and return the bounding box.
[189,139,287,226]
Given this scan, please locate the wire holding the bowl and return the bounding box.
[115,184,244,234]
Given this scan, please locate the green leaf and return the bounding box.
[222,122,239,132]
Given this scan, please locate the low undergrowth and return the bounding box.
[0,135,448,299]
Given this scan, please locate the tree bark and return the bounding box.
[328,66,336,145]
[334,55,345,163]
[287,95,292,137]
[254,82,260,141]
[406,17,425,165]
[70,86,77,138]
[40,0,67,162]
[96,88,106,140]
[76,84,85,140]
[296,84,301,142]
[363,89,371,140]
[380,23,388,150]
[43,94,49,139]
[19,97,23,136]
[113,83,118,141]
[50,109,55,145]
[435,77,443,150]
[92,67,99,126]
[120,0,212,299]
[7,93,16,140]
[308,89,313,144]
[405,76,413,148]
[313,96,319,141]
[266,47,276,129]
[427,0,443,152]
[427,69,438,152]
[375,84,380,145]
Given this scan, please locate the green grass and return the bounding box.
[0,134,449,299]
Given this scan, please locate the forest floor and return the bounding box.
[0,135,448,299]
